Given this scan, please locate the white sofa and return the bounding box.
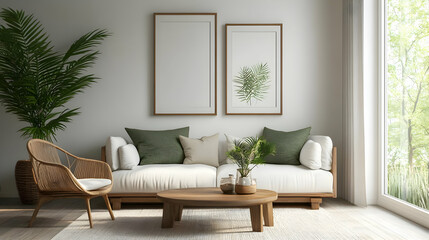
[102,147,337,210]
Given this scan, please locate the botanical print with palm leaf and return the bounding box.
[234,62,270,106]
[0,8,108,141]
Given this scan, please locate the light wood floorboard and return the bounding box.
[0,198,427,239]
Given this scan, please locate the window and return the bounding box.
[384,0,429,211]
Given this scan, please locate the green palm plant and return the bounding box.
[226,136,276,177]
[234,62,270,105]
[0,8,109,141]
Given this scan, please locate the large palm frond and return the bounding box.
[0,8,109,141]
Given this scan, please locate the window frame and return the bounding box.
[377,0,429,228]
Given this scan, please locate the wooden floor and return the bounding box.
[0,198,427,239]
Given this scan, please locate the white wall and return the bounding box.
[0,0,343,198]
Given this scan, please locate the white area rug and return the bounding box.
[51,207,425,240]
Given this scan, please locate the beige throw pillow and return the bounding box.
[179,134,219,167]
[225,134,242,164]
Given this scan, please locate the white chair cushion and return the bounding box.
[309,135,333,170]
[106,136,127,171]
[111,164,217,193]
[300,140,322,169]
[118,144,140,170]
[216,164,333,193]
[77,178,112,191]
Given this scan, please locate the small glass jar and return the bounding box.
[220,174,235,194]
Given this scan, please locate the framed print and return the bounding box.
[154,13,217,115]
[225,24,282,115]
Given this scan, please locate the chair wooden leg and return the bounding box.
[85,197,93,228]
[103,195,115,220]
[28,196,49,227]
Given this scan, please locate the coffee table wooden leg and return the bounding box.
[263,202,274,226]
[161,202,175,228]
[175,204,183,221]
[250,204,263,232]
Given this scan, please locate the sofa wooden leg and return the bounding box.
[310,198,322,210]
[110,198,122,210]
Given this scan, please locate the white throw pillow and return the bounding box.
[118,144,140,170]
[105,136,127,171]
[309,135,333,170]
[180,134,219,167]
[300,140,322,170]
[225,134,241,164]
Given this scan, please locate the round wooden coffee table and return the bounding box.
[156,187,278,232]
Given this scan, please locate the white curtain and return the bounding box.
[343,0,379,206]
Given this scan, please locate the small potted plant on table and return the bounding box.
[226,137,275,194]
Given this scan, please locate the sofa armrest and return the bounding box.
[101,146,107,163]
[331,147,337,198]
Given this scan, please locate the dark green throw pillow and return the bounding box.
[125,127,189,165]
[262,127,311,165]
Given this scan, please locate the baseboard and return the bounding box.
[0,192,18,198]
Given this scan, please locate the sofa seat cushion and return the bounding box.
[111,164,217,193]
[216,164,333,193]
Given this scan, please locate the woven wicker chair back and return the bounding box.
[27,139,81,193]
[27,140,61,164]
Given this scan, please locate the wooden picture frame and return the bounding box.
[225,24,282,115]
[154,13,217,115]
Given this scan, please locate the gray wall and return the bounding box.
[0,0,343,198]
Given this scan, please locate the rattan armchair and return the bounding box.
[27,139,115,228]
